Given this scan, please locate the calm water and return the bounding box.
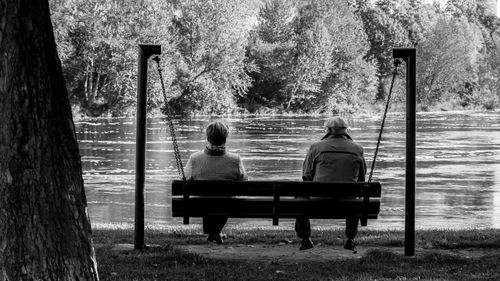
[76,112,500,230]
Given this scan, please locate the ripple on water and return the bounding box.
[79,112,500,229]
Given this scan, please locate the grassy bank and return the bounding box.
[92,225,500,280]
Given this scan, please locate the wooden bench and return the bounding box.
[172,180,381,226]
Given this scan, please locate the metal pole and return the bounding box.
[135,44,161,250]
[393,48,416,256]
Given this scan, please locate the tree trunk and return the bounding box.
[0,1,99,280]
[86,59,94,105]
[93,66,101,102]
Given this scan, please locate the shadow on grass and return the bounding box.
[92,226,500,249]
[96,244,500,281]
[93,227,500,280]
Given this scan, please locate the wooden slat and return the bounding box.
[172,180,381,197]
[172,198,380,218]
[171,180,382,224]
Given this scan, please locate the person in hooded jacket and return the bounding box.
[296,116,366,251]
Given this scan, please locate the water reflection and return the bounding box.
[76,112,500,230]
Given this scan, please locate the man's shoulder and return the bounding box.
[349,139,364,149]
[308,140,324,150]
[321,136,364,151]
[346,140,364,156]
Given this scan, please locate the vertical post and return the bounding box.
[183,183,190,225]
[393,48,416,256]
[135,44,161,250]
[272,184,280,226]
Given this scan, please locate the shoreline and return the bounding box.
[73,109,500,121]
[90,221,500,232]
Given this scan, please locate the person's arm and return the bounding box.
[184,156,193,180]
[358,149,367,182]
[238,156,248,181]
[302,145,315,181]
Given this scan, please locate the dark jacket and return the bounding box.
[302,134,366,182]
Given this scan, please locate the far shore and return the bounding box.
[73,108,500,121]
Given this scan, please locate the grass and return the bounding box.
[92,224,500,280]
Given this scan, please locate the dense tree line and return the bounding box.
[50,0,500,116]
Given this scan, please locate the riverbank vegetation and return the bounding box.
[50,0,500,117]
[93,225,500,280]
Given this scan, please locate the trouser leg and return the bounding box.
[345,217,359,239]
[203,216,228,234]
[295,216,311,239]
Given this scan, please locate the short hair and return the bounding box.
[206,121,229,145]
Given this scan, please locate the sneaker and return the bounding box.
[299,238,314,251]
[344,239,357,253]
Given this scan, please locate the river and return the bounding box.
[76,111,500,230]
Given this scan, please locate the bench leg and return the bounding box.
[360,218,367,226]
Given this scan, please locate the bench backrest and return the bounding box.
[171,180,381,225]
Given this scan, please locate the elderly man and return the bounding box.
[296,116,367,251]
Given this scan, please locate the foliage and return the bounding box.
[417,14,483,108]
[353,1,411,100]
[50,0,500,116]
[244,0,377,114]
[308,0,377,114]
[50,0,173,116]
[241,0,298,112]
[441,0,500,109]
[165,0,257,115]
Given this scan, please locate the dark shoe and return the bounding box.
[299,238,314,251]
[207,233,224,245]
[344,239,357,253]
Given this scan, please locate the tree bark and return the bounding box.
[86,60,94,105]
[0,1,99,280]
[93,66,101,102]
